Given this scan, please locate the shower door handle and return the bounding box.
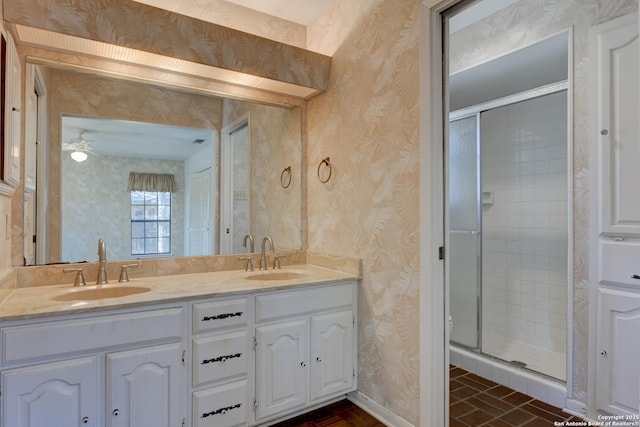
[449,229,480,235]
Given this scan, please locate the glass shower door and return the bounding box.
[449,114,481,349]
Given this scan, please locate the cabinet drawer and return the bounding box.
[255,282,354,323]
[193,379,249,427]
[600,240,640,287]
[1,307,184,364]
[193,298,249,334]
[193,331,249,387]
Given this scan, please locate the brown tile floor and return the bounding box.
[271,366,582,426]
[450,365,581,426]
[271,399,385,427]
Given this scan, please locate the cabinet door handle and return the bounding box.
[300,361,306,367]
[632,275,640,280]
[113,409,120,416]
[82,417,89,424]
[600,350,607,356]
[316,357,322,362]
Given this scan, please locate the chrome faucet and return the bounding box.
[259,236,274,270]
[239,234,255,271]
[243,234,254,253]
[97,239,108,284]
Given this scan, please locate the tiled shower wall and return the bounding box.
[481,91,568,358]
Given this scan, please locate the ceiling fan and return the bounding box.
[62,131,96,162]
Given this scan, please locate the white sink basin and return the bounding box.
[53,286,151,301]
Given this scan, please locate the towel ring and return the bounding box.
[317,157,332,183]
[280,166,292,189]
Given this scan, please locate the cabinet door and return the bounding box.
[597,289,640,415]
[310,310,355,401]
[107,342,186,427]
[255,318,308,421]
[1,357,99,427]
[594,13,640,235]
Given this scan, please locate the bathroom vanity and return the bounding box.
[0,265,358,427]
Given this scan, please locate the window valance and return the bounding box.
[127,172,177,193]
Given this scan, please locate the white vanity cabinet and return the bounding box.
[0,305,187,427]
[190,297,252,427]
[107,342,186,427]
[596,288,640,416]
[1,357,99,427]
[254,281,357,423]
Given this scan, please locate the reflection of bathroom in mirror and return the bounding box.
[25,64,303,265]
[61,115,216,263]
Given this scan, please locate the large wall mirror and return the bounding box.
[23,63,303,265]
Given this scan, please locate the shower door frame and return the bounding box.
[448,112,483,351]
[449,81,571,376]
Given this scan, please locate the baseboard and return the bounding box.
[564,398,587,419]
[347,391,414,427]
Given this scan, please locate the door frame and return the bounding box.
[220,113,250,254]
[422,1,578,425]
[419,2,449,426]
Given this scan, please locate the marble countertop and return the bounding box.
[0,265,358,321]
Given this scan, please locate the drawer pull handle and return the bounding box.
[632,275,640,280]
[202,311,243,321]
[201,352,242,364]
[201,403,242,418]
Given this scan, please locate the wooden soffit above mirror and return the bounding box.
[3,0,331,100]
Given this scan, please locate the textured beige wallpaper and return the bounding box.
[4,0,330,92]
[307,0,421,423]
[132,0,307,48]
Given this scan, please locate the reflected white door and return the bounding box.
[188,170,212,256]
[220,117,250,254]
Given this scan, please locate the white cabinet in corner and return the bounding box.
[310,310,355,402]
[1,357,99,427]
[596,288,640,416]
[254,281,357,424]
[593,13,640,236]
[255,318,309,419]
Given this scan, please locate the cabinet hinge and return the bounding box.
[438,246,445,260]
[353,368,356,378]
[181,350,186,367]
[253,336,257,351]
[352,315,355,326]
[253,399,258,412]
[181,418,186,427]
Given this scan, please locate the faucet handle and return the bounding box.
[238,256,254,272]
[273,254,287,270]
[64,268,86,287]
[119,263,139,282]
